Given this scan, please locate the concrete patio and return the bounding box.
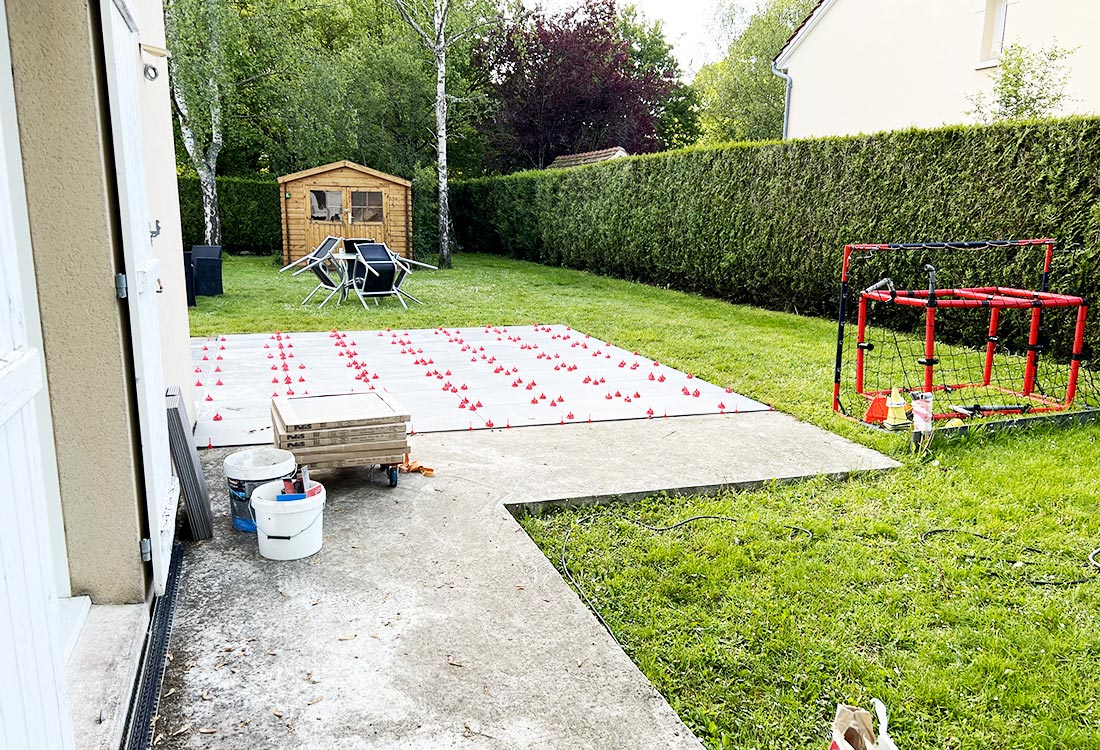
[158,411,897,748]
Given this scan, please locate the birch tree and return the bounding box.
[392,0,487,268]
[165,0,291,245]
[164,0,234,245]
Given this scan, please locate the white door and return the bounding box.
[101,0,179,595]
[0,1,75,746]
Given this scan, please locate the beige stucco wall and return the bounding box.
[6,0,147,603]
[780,0,1100,139]
[137,0,194,415]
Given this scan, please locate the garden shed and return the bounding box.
[278,160,412,264]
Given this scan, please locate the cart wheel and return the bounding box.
[387,466,399,487]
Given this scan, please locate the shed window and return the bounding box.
[351,191,384,223]
[310,190,343,221]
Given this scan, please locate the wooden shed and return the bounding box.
[278,160,413,264]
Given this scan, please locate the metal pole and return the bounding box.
[1066,304,1089,406]
[856,294,868,394]
[983,307,1000,386]
[923,306,936,392]
[833,246,852,412]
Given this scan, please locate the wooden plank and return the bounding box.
[272,419,407,447]
[280,439,410,458]
[270,406,409,442]
[271,392,410,431]
[305,453,407,470]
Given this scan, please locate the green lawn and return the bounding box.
[195,254,1100,749]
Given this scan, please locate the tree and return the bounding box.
[165,0,295,244]
[165,0,233,245]
[617,5,700,150]
[694,0,814,143]
[472,0,677,172]
[967,42,1076,124]
[391,0,488,269]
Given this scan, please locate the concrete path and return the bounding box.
[159,412,897,749]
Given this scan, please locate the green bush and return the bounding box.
[453,117,1100,356]
[178,175,282,255]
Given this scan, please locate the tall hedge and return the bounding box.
[178,172,441,259]
[178,175,282,255]
[453,118,1100,355]
[412,165,440,261]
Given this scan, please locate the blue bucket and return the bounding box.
[223,448,297,533]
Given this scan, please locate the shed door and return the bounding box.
[101,0,178,596]
[0,2,74,745]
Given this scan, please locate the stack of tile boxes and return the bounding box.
[271,392,411,471]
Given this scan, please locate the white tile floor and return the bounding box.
[192,325,769,447]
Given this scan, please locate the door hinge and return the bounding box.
[115,273,128,299]
[139,537,152,562]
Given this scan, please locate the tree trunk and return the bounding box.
[197,166,222,245]
[435,45,452,269]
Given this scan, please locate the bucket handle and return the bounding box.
[249,502,325,541]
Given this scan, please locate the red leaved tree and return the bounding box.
[473,0,674,172]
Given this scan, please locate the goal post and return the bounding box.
[833,239,1093,425]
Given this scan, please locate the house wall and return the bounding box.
[780,0,1100,139]
[6,0,147,604]
[137,0,193,415]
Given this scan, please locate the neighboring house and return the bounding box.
[773,0,1100,139]
[547,146,630,169]
[2,0,191,747]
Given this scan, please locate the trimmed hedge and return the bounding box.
[453,117,1100,356]
[412,165,440,260]
[179,172,441,259]
[178,175,282,255]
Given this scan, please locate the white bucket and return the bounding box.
[249,480,325,561]
[223,448,297,533]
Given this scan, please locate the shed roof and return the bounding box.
[547,147,629,169]
[278,160,412,187]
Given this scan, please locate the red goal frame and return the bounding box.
[833,239,1090,421]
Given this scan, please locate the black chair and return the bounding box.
[192,245,223,296]
[301,259,343,308]
[182,249,196,307]
[344,238,375,254]
[280,235,342,273]
[349,243,398,309]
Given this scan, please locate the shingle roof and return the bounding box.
[774,0,827,64]
[547,147,629,169]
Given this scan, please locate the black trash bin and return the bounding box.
[192,245,223,296]
[183,249,196,307]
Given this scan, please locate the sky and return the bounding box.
[535,0,732,79]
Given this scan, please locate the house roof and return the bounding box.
[774,0,834,68]
[278,160,412,188]
[547,147,629,169]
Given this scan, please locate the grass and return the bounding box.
[195,254,1100,749]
